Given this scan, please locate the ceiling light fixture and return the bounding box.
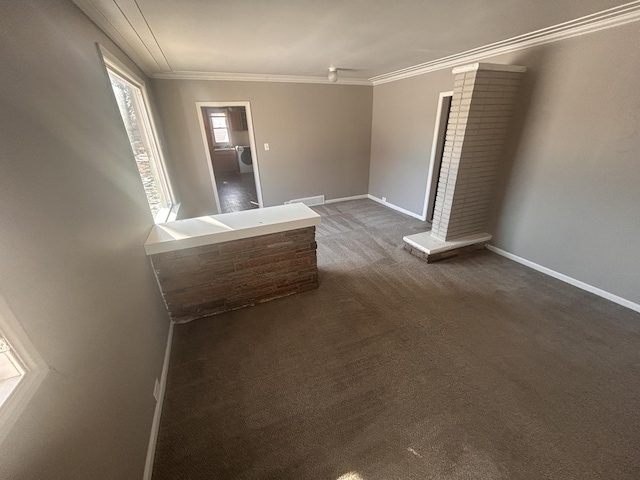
[328,67,338,83]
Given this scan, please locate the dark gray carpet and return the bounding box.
[153,199,640,479]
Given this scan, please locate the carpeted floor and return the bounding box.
[152,199,640,479]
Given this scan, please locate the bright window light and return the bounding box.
[0,296,47,444]
[102,48,177,224]
[210,113,230,144]
[0,335,25,408]
[336,472,365,480]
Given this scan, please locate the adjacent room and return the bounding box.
[1,0,639,479]
[199,104,260,213]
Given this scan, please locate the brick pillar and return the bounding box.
[149,227,318,323]
[430,63,525,241]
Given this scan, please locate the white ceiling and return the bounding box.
[74,0,633,83]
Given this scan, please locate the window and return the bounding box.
[210,112,230,144]
[101,47,177,223]
[0,335,25,408]
[0,297,47,444]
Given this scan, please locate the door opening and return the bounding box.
[422,91,453,222]
[196,102,263,214]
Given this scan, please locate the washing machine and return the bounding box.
[235,146,253,173]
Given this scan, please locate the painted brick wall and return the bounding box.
[431,65,524,241]
[149,227,318,323]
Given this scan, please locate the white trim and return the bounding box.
[99,44,146,87]
[195,106,222,213]
[154,202,180,224]
[100,44,179,219]
[143,321,174,480]
[325,194,369,204]
[0,297,48,445]
[369,1,640,85]
[451,63,527,74]
[284,195,325,207]
[153,71,372,86]
[75,1,156,77]
[367,194,425,221]
[80,1,640,87]
[422,91,453,222]
[195,102,264,214]
[487,245,640,314]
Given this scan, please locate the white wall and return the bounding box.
[0,0,171,477]
[369,22,640,305]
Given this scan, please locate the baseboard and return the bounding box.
[487,245,640,314]
[143,321,174,480]
[367,194,426,221]
[324,194,369,204]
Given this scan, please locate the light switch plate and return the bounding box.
[264,143,270,151]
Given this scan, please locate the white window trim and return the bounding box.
[98,44,179,224]
[0,296,48,445]
[209,112,231,145]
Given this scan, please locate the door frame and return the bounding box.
[421,91,453,221]
[195,101,264,213]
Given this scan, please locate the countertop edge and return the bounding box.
[144,205,321,256]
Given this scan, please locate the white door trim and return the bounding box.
[195,101,264,213]
[422,91,453,222]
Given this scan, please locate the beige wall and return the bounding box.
[369,69,453,213]
[150,79,373,218]
[1,6,637,479]
[369,22,640,305]
[0,1,170,478]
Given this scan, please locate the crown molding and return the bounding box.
[369,0,640,85]
[75,0,370,85]
[73,0,168,76]
[452,63,527,74]
[77,0,640,88]
[107,0,170,72]
[151,71,373,86]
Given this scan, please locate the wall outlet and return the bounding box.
[382,197,387,202]
[153,378,161,402]
[264,143,270,151]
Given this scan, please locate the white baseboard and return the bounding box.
[487,245,640,314]
[324,194,369,204]
[143,321,174,480]
[367,194,426,221]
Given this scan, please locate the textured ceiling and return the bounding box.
[74,0,632,81]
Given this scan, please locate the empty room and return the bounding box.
[1,1,639,479]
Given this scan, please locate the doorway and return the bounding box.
[422,91,453,222]
[196,102,264,213]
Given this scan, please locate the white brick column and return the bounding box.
[430,63,525,241]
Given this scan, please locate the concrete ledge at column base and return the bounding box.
[403,231,492,263]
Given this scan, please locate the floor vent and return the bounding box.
[284,195,325,207]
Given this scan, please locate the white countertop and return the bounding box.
[144,203,321,255]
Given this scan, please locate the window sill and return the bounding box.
[154,203,180,225]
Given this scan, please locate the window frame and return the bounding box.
[99,45,178,224]
[0,296,47,445]
[209,112,231,145]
